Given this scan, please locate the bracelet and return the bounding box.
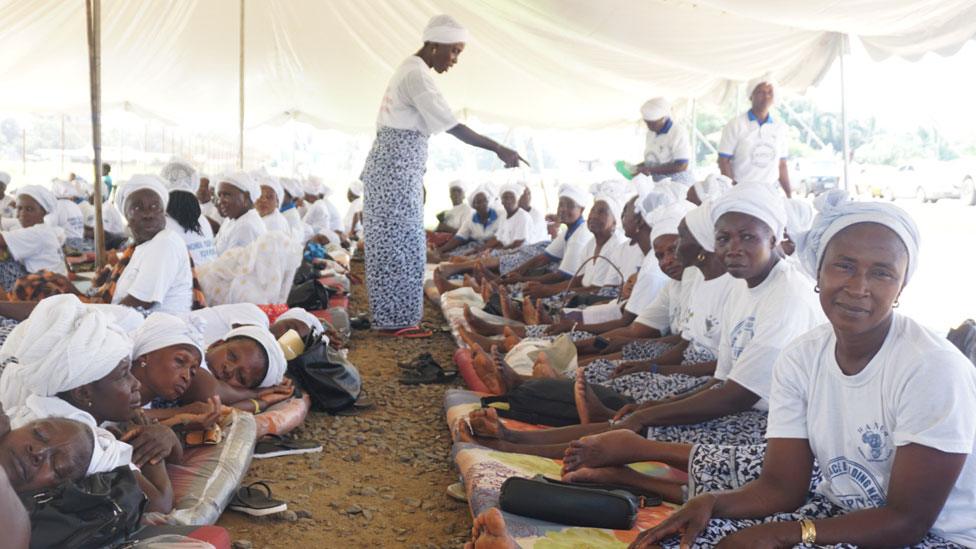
[799,518,817,545]
[250,399,261,414]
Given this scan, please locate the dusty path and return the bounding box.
[218,262,470,548]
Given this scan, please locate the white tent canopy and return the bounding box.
[2,0,975,132]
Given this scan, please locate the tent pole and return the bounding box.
[238,0,245,169]
[839,38,851,191]
[85,0,106,269]
[60,115,65,174]
[690,98,698,169]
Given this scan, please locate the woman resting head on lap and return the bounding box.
[634,196,976,549]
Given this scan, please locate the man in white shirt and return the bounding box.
[633,98,694,185]
[718,79,792,196]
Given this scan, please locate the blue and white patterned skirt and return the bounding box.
[361,127,428,330]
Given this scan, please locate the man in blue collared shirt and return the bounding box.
[718,79,792,196]
[633,97,693,184]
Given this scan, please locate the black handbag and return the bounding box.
[481,378,632,427]
[499,474,660,530]
[287,338,362,412]
[286,279,335,310]
[20,465,146,549]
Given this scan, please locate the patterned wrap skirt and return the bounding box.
[361,126,428,330]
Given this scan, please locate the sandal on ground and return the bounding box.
[350,315,371,330]
[446,482,468,502]
[254,435,323,460]
[398,355,458,385]
[228,482,288,516]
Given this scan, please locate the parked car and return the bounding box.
[879,161,966,203]
[794,159,843,197]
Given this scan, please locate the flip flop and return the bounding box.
[376,326,433,338]
[228,482,288,516]
[446,482,468,502]
[253,435,323,460]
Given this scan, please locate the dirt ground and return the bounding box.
[217,261,471,548]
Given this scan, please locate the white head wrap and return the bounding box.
[499,182,523,201]
[794,195,920,284]
[117,174,170,213]
[711,182,787,244]
[557,184,589,209]
[131,313,206,367]
[0,171,10,186]
[747,75,777,96]
[276,307,325,339]
[813,188,852,212]
[259,176,284,204]
[640,97,671,121]
[631,174,656,202]
[650,201,694,244]
[783,198,814,237]
[684,201,716,253]
[448,180,468,194]
[222,326,287,388]
[0,295,132,410]
[309,176,333,198]
[593,194,623,224]
[276,177,299,200]
[654,178,685,203]
[16,184,58,215]
[9,395,133,475]
[349,179,364,197]
[160,159,200,194]
[637,190,676,225]
[468,183,496,208]
[693,174,733,203]
[422,14,469,44]
[302,178,322,197]
[217,172,260,203]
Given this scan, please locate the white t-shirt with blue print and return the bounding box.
[767,313,976,547]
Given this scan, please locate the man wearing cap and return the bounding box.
[633,98,694,185]
[360,14,528,334]
[717,79,792,196]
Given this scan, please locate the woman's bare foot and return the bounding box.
[501,326,521,351]
[465,508,520,549]
[460,326,508,354]
[537,301,552,325]
[433,268,460,294]
[531,353,560,379]
[498,285,514,320]
[561,430,650,472]
[490,346,525,391]
[522,297,539,325]
[463,274,482,293]
[466,407,509,440]
[464,305,506,337]
[574,376,618,424]
[471,345,507,394]
[475,262,499,284]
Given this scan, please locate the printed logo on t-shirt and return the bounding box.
[749,141,777,168]
[824,456,888,509]
[857,422,894,462]
[729,316,756,359]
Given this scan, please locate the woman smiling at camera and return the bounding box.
[633,196,976,549]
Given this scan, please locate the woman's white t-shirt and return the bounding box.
[493,209,532,247]
[768,314,976,547]
[55,200,85,240]
[442,203,472,231]
[3,223,67,274]
[112,229,193,314]
[580,232,631,288]
[524,206,549,244]
[283,208,311,243]
[302,201,341,243]
[714,259,825,410]
[623,251,669,317]
[165,216,218,267]
[376,56,458,136]
[544,218,594,277]
[455,209,502,244]
[344,198,364,237]
[636,266,702,335]
[215,209,267,256]
[188,303,270,347]
[683,273,737,355]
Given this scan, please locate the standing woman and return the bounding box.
[361,14,526,334]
